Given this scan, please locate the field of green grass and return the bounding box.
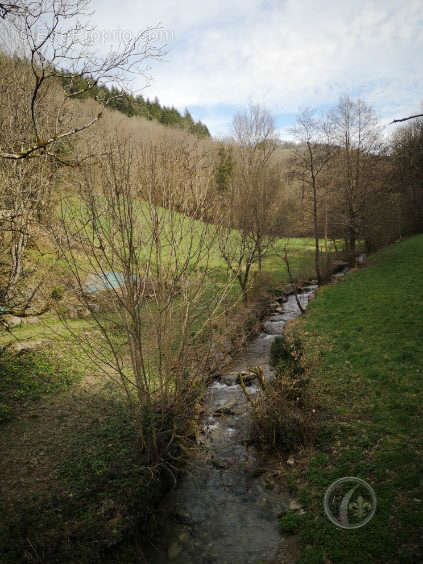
[283,235,423,563]
[1,232,318,349]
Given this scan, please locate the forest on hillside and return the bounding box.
[63,75,210,137]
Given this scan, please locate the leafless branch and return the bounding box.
[391,113,423,124]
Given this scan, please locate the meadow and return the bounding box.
[281,234,423,563]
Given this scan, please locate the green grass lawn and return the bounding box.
[285,235,423,563]
[0,350,83,422]
[60,192,318,282]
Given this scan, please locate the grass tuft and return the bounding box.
[0,350,81,422]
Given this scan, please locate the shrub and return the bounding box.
[270,333,304,371]
[251,332,318,452]
[270,336,292,367]
[280,511,306,534]
[251,367,317,452]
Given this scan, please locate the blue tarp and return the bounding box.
[84,272,125,294]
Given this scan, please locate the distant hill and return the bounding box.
[63,77,210,138]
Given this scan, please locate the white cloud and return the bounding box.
[91,0,423,135]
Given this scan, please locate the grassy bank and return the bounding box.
[282,235,423,563]
[0,350,82,423]
[0,333,180,564]
[0,388,170,563]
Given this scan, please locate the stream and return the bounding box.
[148,285,318,564]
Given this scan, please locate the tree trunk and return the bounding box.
[348,229,356,263]
[312,177,321,283]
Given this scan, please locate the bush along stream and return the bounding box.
[147,284,319,564]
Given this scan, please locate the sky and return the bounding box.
[91,0,423,138]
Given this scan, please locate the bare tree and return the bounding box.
[218,104,284,301]
[281,239,304,313]
[328,96,381,261]
[391,113,423,124]
[0,153,54,313]
[0,0,163,161]
[55,136,232,463]
[390,117,423,236]
[0,2,25,18]
[290,109,335,283]
[0,0,163,320]
[0,52,61,316]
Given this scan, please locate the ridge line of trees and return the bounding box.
[63,77,210,138]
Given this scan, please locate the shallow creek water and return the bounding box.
[149,286,318,564]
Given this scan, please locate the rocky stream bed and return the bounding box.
[148,285,318,564]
